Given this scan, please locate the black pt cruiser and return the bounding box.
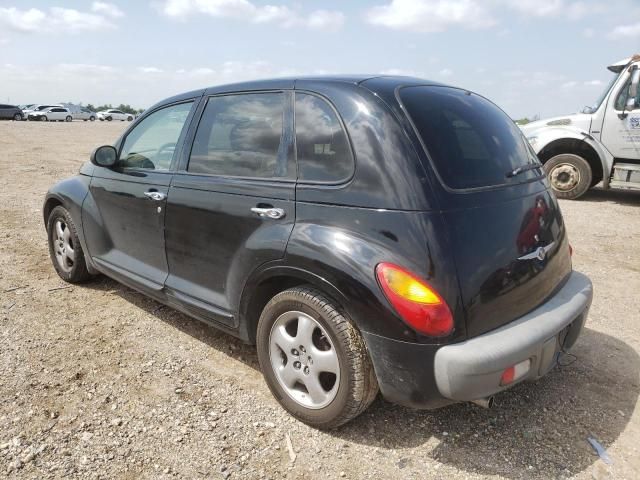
[44,76,593,428]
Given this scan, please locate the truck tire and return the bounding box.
[544,153,592,200]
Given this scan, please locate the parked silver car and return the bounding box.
[74,107,97,122]
[25,104,63,119]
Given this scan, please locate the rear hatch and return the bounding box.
[399,85,572,338]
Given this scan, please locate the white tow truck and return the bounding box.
[522,55,640,199]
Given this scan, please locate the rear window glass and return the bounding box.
[400,86,541,190]
[295,93,353,183]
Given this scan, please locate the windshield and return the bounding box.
[583,72,620,113]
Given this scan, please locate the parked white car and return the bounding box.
[74,107,97,121]
[28,107,73,122]
[24,104,63,119]
[97,109,134,122]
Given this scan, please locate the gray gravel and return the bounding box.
[1,121,639,479]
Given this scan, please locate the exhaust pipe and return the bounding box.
[471,396,495,409]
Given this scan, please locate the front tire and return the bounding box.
[65,116,72,122]
[90,116,96,121]
[127,116,133,121]
[106,116,112,121]
[256,287,378,429]
[544,153,592,200]
[47,206,91,283]
[13,113,22,121]
[42,116,48,122]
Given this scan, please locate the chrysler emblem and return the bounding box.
[518,242,555,261]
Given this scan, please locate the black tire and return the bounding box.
[65,116,72,122]
[106,116,112,121]
[42,115,48,122]
[127,116,133,121]
[47,206,91,283]
[256,287,378,429]
[90,116,96,121]
[13,113,22,121]
[544,153,592,200]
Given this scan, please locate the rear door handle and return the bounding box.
[250,207,286,219]
[144,191,166,201]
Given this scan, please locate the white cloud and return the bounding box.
[504,0,600,20]
[0,6,116,33]
[91,2,124,18]
[584,79,603,86]
[138,66,163,73]
[159,0,344,30]
[365,0,495,33]
[608,21,640,39]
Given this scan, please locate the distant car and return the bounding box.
[25,104,64,119]
[97,109,133,122]
[75,108,97,122]
[0,104,24,121]
[28,107,73,122]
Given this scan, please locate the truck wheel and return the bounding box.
[544,153,592,200]
[256,287,378,429]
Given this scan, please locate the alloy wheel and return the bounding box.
[53,219,75,273]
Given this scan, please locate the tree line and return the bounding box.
[83,103,145,115]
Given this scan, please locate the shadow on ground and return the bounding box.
[84,277,638,479]
[579,186,640,206]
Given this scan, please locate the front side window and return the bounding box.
[614,77,640,111]
[400,86,541,190]
[118,102,193,170]
[188,93,286,178]
[295,93,353,183]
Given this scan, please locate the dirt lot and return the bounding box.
[0,121,639,479]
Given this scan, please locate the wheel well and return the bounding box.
[242,276,306,344]
[43,198,62,227]
[538,138,603,185]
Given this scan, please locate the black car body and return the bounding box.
[0,104,23,121]
[44,76,593,427]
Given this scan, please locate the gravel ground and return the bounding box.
[0,121,639,479]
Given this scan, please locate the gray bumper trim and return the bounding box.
[434,270,593,401]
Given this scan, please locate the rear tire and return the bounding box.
[65,116,72,122]
[544,153,592,200]
[106,116,112,121]
[90,116,96,121]
[256,287,378,429]
[127,116,133,121]
[47,206,91,283]
[42,115,48,122]
[13,113,22,121]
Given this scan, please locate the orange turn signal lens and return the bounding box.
[376,263,453,337]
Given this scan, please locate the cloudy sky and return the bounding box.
[0,0,638,118]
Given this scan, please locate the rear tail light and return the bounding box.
[375,263,453,337]
[500,359,531,386]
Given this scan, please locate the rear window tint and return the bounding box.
[400,86,540,190]
[295,93,353,183]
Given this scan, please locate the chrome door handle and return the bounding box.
[144,191,166,201]
[251,207,286,219]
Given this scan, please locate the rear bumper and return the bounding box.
[363,270,592,408]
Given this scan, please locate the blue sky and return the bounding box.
[1,0,639,118]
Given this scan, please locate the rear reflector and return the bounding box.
[500,359,531,386]
[375,263,453,337]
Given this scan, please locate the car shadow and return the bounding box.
[577,187,640,206]
[84,277,638,479]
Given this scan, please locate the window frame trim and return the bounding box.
[180,89,295,182]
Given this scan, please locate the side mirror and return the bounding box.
[90,145,117,168]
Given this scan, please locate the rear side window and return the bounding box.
[188,93,286,178]
[400,86,540,190]
[295,93,353,183]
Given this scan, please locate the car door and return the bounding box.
[163,91,296,327]
[83,100,196,293]
[600,73,640,160]
[0,105,9,119]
